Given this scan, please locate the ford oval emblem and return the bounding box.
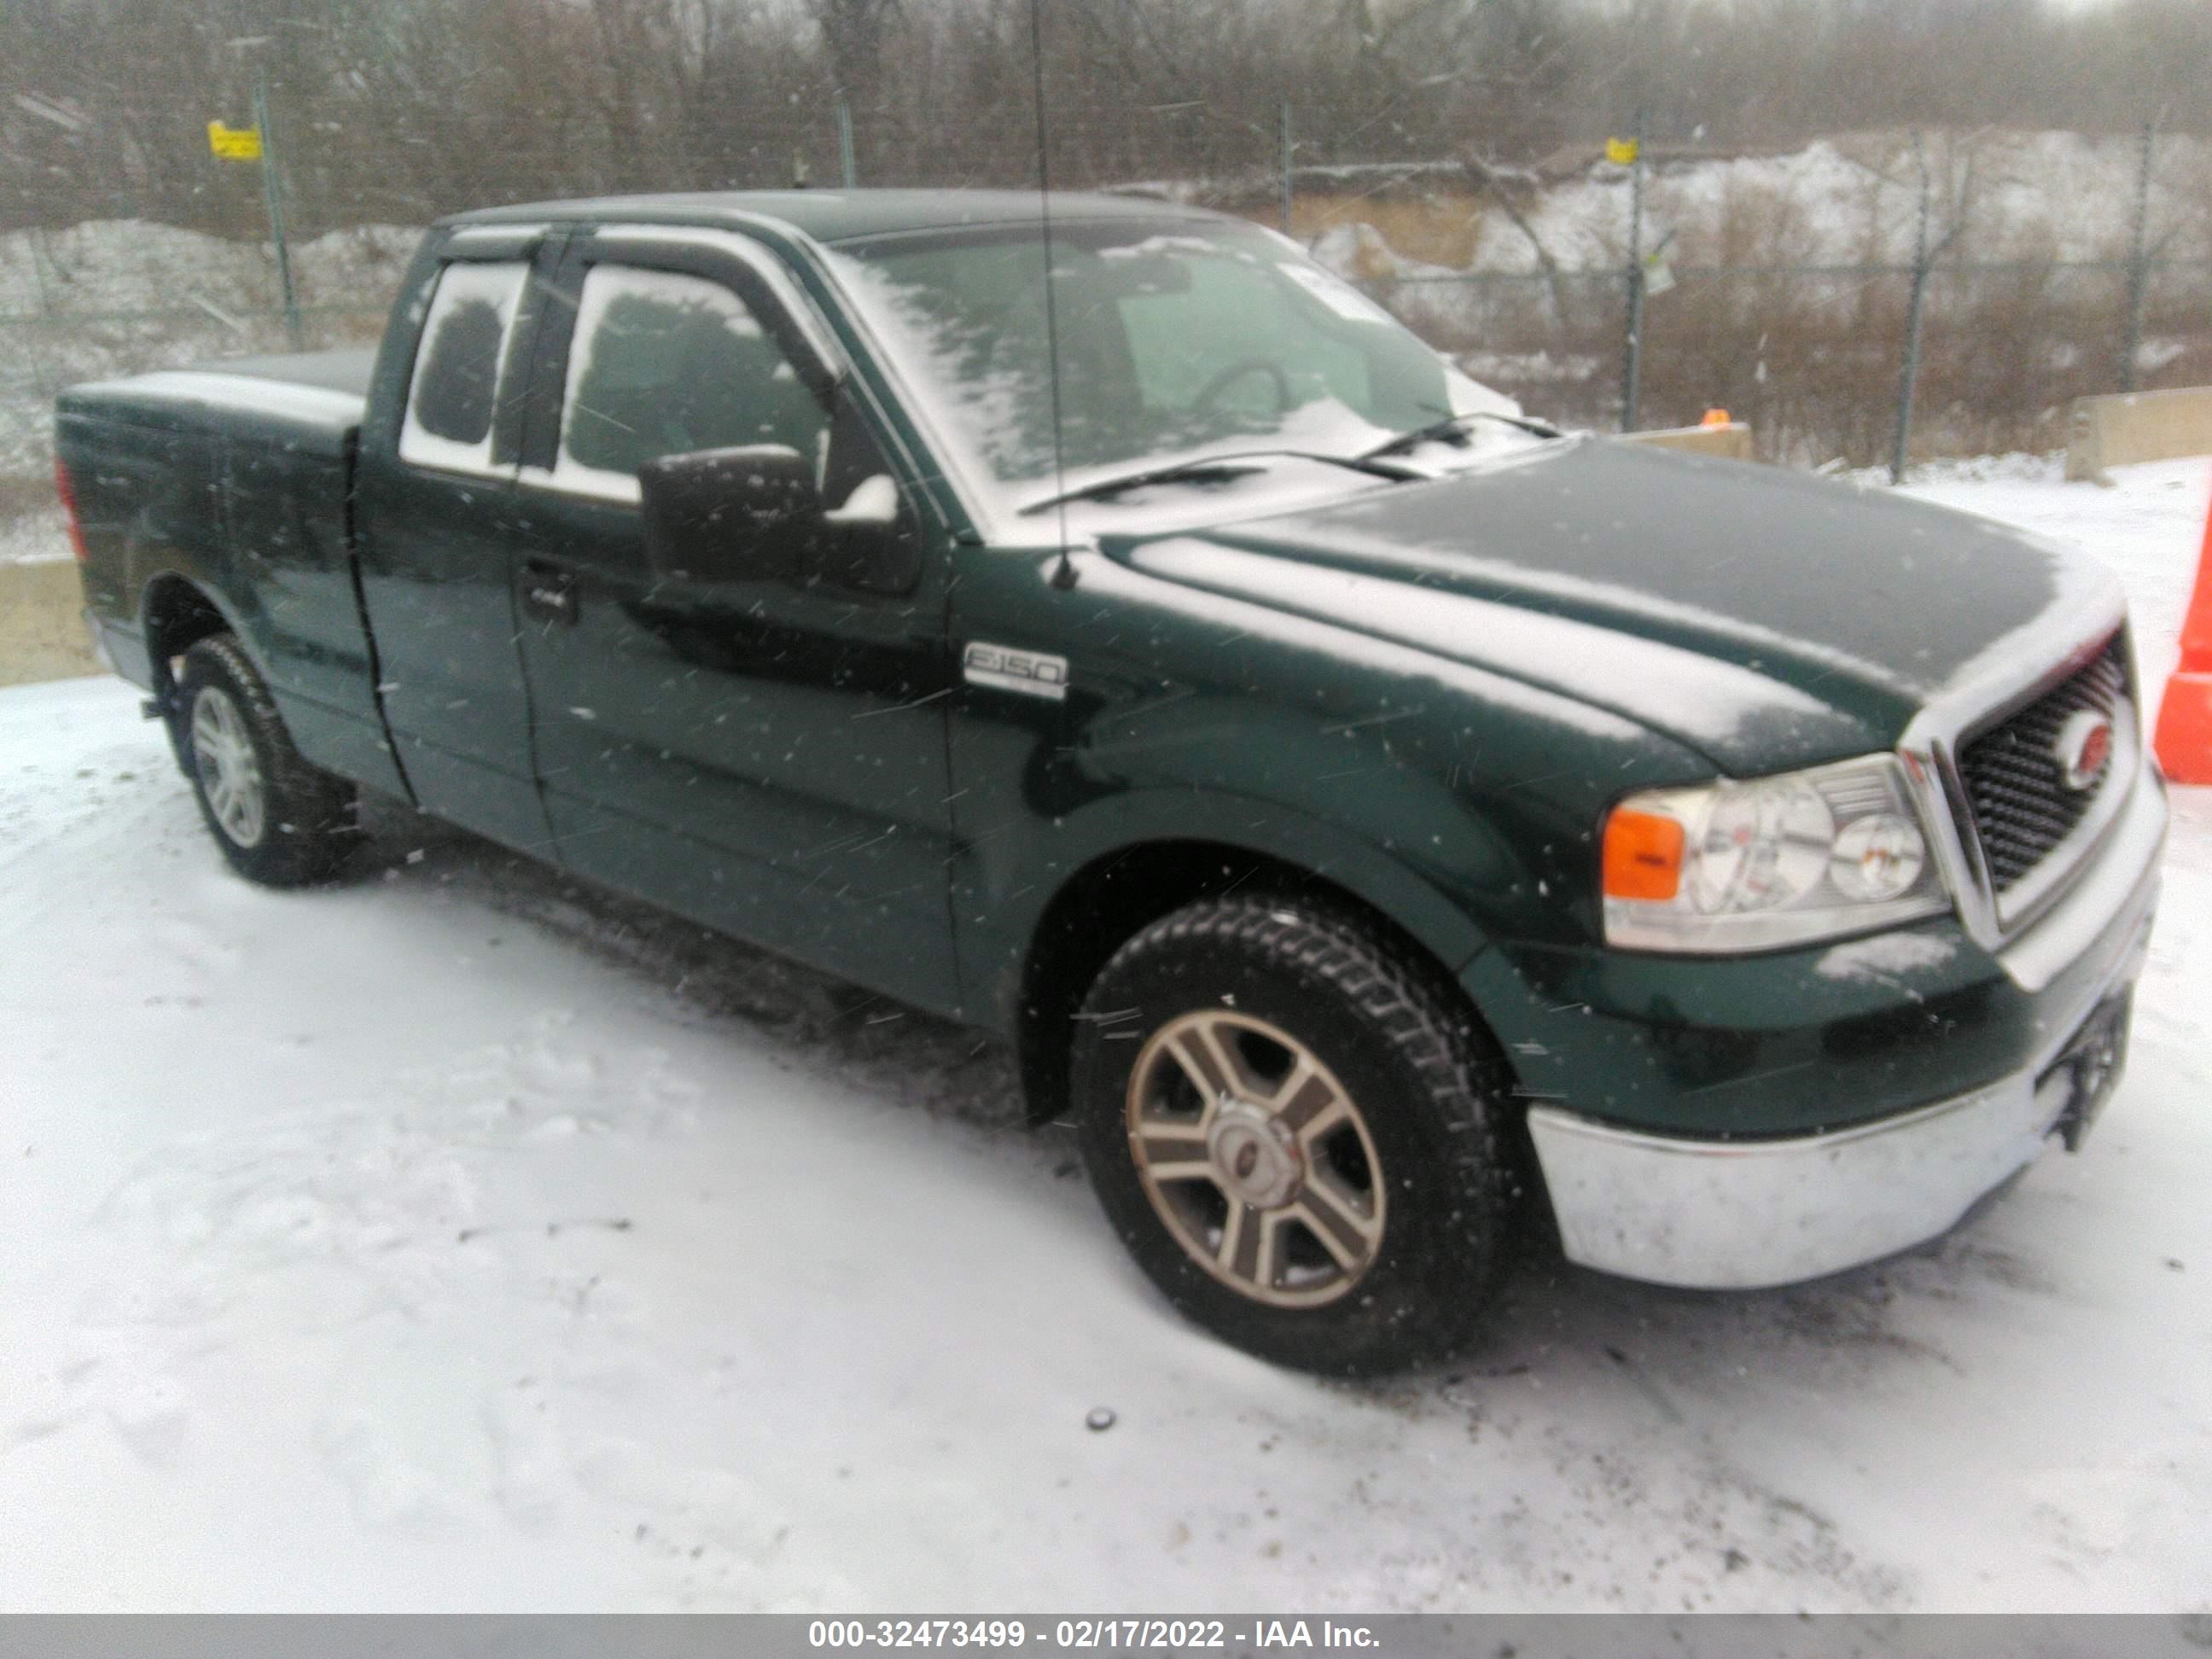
[2053,709,2114,792]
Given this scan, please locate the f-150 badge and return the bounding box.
[963,642,1068,701]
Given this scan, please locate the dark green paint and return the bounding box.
[57,191,2144,1142]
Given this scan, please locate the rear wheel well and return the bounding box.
[1016,840,1496,1124]
[143,577,230,702]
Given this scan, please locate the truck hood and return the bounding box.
[1100,436,2122,774]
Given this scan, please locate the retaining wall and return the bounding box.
[2066,387,2212,481]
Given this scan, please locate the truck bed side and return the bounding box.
[55,349,408,797]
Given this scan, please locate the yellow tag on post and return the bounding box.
[1604,137,1640,166]
[207,120,264,161]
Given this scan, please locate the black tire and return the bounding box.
[1071,896,1518,1377]
[177,634,359,888]
[159,687,195,778]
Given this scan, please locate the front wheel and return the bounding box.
[178,634,358,888]
[1071,897,1519,1376]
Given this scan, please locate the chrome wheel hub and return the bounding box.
[1125,1009,1385,1308]
[1206,1099,1304,1209]
[191,686,266,848]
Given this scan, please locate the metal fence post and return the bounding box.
[1891,133,1933,486]
[1279,100,1294,236]
[835,96,859,189]
[1620,106,1647,433]
[2121,118,2157,393]
[253,67,304,352]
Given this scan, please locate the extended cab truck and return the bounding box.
[57,191,2165,1375]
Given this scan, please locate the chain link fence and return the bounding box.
[1360,255,2212,469]
[3,95,2209,493]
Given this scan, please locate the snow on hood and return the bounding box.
[1103,435,2125,774]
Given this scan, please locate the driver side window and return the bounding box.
[551,265,831,504]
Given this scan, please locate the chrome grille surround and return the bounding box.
[1895,580,2138,963]
[1955,638,2134,925]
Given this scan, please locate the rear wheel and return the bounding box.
[178,634,358,887]
[1071,896,1518,1376]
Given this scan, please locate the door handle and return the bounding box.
[521,562,579,627]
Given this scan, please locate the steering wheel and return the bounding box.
[1191,358,1290,416]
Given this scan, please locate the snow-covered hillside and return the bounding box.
[0,219,416,477]
[3,129,2205,486]
[1,459,2207,1612]
[1276,132,2212,455]
[1461,131,2212,275]
[0,219,417,323]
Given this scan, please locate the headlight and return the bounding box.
[1601,755,1950,952]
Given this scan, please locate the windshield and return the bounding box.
[825,217,1523,515]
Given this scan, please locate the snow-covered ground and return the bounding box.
[2,461,2208,1613]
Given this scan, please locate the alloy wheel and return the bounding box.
[1124,1009,1386,1307]
[191,685,267,848]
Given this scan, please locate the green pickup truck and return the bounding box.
[56,190,2165,1374]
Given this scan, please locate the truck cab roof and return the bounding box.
[439,188,1220,247]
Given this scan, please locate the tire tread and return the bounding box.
[1072,894,1518,1374]
[179,634,358,888]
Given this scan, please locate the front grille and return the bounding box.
[1955,637,2129,899]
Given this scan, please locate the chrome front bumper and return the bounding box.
[1528,765,2166,1291]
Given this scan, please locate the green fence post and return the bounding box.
[1621,107,1648,433]
[2121,119,2157,393]
[835,96,859,189]
[1891,133,1933,486]
[253,67,303,352]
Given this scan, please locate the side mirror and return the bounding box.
[638,445,824,585]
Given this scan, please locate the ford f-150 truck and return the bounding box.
[56,190,2165,1374]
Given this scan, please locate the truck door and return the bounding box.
[353,228,560,853]
[507,229,963,1018]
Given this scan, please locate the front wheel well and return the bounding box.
[1016,839,1502,1124]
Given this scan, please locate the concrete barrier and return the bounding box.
[0,560,102,687]
[2066,387,2212,482]
[1624,421,1757,463]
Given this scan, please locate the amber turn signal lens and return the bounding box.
[1603,807,1685,901]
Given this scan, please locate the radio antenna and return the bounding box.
[1028,0,1078,589]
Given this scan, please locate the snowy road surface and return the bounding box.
[3,459,2209,1612]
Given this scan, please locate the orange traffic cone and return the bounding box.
[2152,473,2212,785]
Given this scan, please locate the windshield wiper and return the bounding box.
[1357,409,1561,464]
[1017,448,1401,516]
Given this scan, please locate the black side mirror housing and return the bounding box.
[638,445,824,586]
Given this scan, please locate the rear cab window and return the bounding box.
[398,259,531,475]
